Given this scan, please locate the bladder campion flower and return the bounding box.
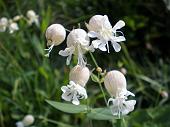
[59,29,94,66]
[45,24,66,57]
[61,65,90,105]
[8,20,19,34]
[86,15,126,53]
[16,114,34,127]
[104,70,136,117]
[0,17,8,32]
[69,65,90,87]
[26,10,39,26]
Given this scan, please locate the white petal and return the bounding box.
[61,92,73,101]
[92,40,102,48]
[88,31,98,38]
[126,91,135,97]
[113,20,125,30]
[98,43,107,51]
[107,98,115,106]
[66,54,72,65]
[61,86,68,92]
[72,93,80,105]
[69,81,76,86]
[121,100,136,115]
[59,48,70,56]
[112,42,121,52]
[113,36,126,42]
[103,15,112,29]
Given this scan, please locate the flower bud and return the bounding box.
[104,70,127,97]
[96,67,102,73]
[0,17,8,32]
[69,65,90,87]
[67,29,90,48]
[45,24,66,46]
[13,15,23,21]
[26,10,37,19]
[22,114,34,126]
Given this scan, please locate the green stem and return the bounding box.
[116,119,122,127]
[89,52,98,67]
[89,52,107,106]
[122,118,127,127]
[98,76,108,105]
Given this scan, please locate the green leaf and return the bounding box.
[46,100,88,114]
[87,107,115,120]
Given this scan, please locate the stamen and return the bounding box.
[65,28,71,32]
[116,31,124,37]
[44,44,54,57]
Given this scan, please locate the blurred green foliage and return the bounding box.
[0,0,170,127]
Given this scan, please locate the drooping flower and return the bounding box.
[59,29,94,66]
[86,15,126,53]
[69,65,90,87]
[8,20,19,34]
[0,17,8,32]
[61,65,90,105]
[45,24,66,57]
[104,70,136,117]
[26,10,39,26]
[16,114,34,127]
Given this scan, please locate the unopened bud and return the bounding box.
[104,70,127,97]
[22,114,34,126]
[69,65,90,87]
[96,67,102,73]
[13,15,23,21]
[45,24,66,46]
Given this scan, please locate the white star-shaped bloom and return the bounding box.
[86,15,126,53]
[59,29,94,66]
[61,81,87,105]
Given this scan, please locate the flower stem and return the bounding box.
[89,52,107,106]
[98,74,108,105]
[89,52,98,67]
[116,119,122,127]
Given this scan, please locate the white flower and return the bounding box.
[86,15,126,53]
[9,20,19,34]
[59,29,94,66]
[69,65,90,87]
[0,17,8,32]
[26,10,39,26]
[16,114,34,127]
[104,70,136,117]
[45,24,66,57]
[61,81,87,105]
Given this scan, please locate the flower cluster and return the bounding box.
[0,10,39,34]
[45,15,135,117]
